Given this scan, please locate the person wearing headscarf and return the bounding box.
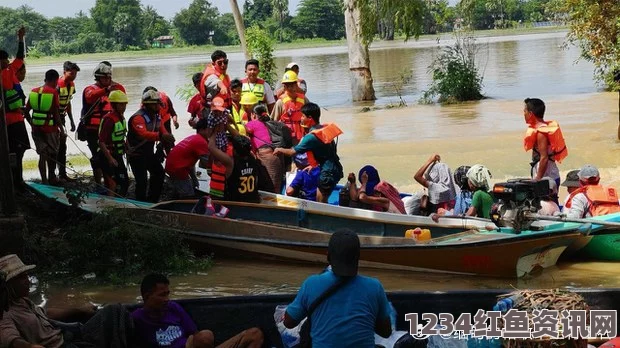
[346,165,383,210]
[414,154,457,214]
[464,164,494,218]
[357,173,406,214]
[431,165,473,221]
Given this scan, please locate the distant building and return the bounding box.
[152,35,174,48]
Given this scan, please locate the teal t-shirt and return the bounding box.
[472,190,493,218]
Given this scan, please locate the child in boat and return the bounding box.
[286,152,320,201]
[464,164,494,219]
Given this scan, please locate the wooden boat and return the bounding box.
[128,289,620,347]
[122,205,585,278]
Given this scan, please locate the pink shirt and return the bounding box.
[244,120,272,151]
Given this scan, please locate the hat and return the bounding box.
[286,62,299,69]
[561,170,580,188]
[0,254,35,281]
[211,96,226,111]
[240,93,259,106]
[108,90,128,103]
[293,153,309,167]
[281,71,298,84]
[142,89,161,104]
[578,165,600,180]
[328,230,360,277]
[93,62,112,77]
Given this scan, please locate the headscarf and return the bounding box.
[426,162,457,204]
[374,181,406,214]
[359,165,380,195]
[466,164,493,191]
[207,110,229,151]
[453,165,471,190]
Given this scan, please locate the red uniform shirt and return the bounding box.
[187,93,202,119]
[98,111,124,152]
[26,85,60,134]
[165,134,209,180]
[1,58,25,125]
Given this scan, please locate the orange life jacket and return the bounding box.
[523,120,568,163]
[306,123,343,168]
[199,63,231,108]
[209,142,234,198]
[159,91,171,123]
[565,185,620,216]
[279,93,305,142]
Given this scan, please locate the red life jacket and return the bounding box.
[209,142,233,198]
[565,185,620,216]
[279,93,305,142]
[82,83,126,131]
[159,91,171,123]
[199,63,231,108]
[306,123,343,167]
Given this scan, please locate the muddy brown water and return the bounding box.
[20,32,620,304]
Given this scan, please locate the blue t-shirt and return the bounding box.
[453,191,473,215]
[290,167,320,201]
[286,270,390,348]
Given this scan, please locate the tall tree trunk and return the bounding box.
[229,0,251,60]
[344,0,376,101]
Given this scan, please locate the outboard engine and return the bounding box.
[490,179,550,232]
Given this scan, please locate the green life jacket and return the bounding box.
[99,114,127,155]
[29,87,55,127]
[4,88,24,111]
[241,78,265,100]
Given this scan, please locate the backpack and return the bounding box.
[266,120,293,149]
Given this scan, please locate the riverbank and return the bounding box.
[25,26,568,66]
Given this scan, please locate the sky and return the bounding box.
[0,0,303,18]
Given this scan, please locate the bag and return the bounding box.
[266,120,293,148]
[319,158,344,190]
[76,120,88,141]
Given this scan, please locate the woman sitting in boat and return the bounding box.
[357,172,406,214]
[414,154,457,214]
[464,164,494,219]
[244,104,284,193]
[346,165,383,210]
[432,165,473,220]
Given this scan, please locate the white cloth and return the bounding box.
[538,200,560,216]
[564,192,591,219]
[426,163,456,204]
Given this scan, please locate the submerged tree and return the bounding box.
[344,0,425,101]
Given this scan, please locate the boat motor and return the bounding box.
[490,179,549,232]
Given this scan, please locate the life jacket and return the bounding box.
[158,91,171,123]
[210,142,233,198]
[306,124,343,168]
[4,88,24,112]
[29,86,55,127]
[199,63,231,107]
[523,120,568,163]
[279,93,305,142]
[126,109,161,157]
[99,111,127,155]
[565,185,620,217]
[230,104,247,136]
[241,77,266,101]
[81,84,108,131]
[1,67,24,125]
[57,78,75,115]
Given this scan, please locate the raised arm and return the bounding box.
[414,154,440,188]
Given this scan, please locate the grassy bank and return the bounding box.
[23,154,91,171]
[26,26,568,66]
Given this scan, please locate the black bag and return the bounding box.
[76,120,88,141]
[297,276,352,348]
[266,120,293,148]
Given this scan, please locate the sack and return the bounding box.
[266,120,293,148]
[319,159,343,190]
[274,305,305,348]
[76,121,88,141]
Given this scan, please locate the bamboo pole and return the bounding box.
[229,0,250,61]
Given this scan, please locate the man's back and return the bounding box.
[286,270,390,348]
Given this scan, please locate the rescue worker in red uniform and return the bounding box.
[56,61,80,181]
[1,27,29,190]
[271,71,309,145]
[142,86,179,133]
[126,90,175,203]
[24,70,63,185]
[98,90,129,197]
[80,62,126,187]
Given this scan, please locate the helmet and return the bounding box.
[453,165,471,190]
[108,90,128,104]
[93,62,112,77]
[240,93,259,106]
[142,89,161,104]
[281,71,298,83]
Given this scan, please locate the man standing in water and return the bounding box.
[522,98,568,189]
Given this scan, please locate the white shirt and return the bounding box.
[564,192,590,219]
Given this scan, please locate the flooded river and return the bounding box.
[21,31,620,304]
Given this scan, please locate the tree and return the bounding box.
[213,13,241,46]
[90,0,143,48]
[345,0,425,101]
[246,25,277,85]
[142,5,171,44]
[293,0,345,40]
[564,0,620,90]
[272,0,288,41]
[243,0,273,27]
[173,0,220,45]
[0,6,49,54]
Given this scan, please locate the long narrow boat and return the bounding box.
[122,205,585,278]
[129,289,620,347]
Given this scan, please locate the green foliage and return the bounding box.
[213,13,241,46]
[390,69,413,107]
[173,0,219,45]
[293,0,345,40]
[357,0,425,45]
[142,5,171,44]
[246,25,277,86]
[421,32,484,104]
[38,209,212,283]
[0,5,49,54]
[243,0,273,27]
[91,0,143,48]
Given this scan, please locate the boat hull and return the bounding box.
[126,207,581,278]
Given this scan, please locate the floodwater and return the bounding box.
[21,31,620,305]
